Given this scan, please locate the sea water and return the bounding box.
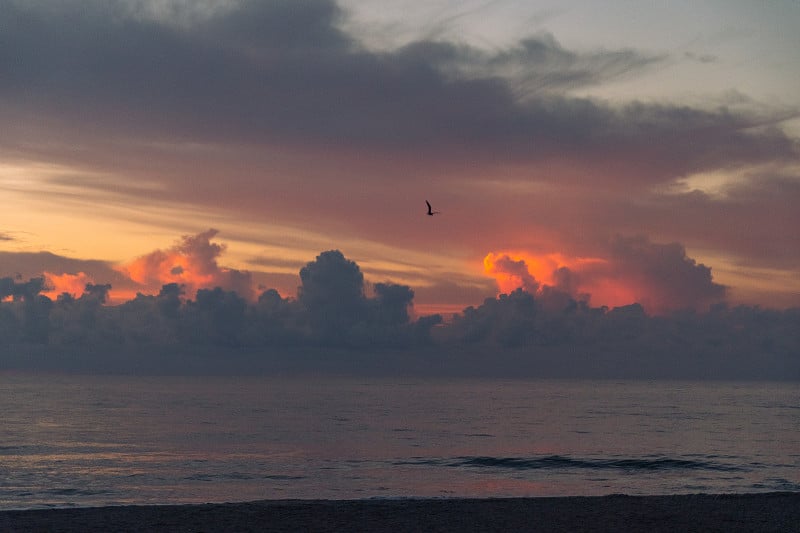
[1,373,798,509]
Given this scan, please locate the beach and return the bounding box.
[2,493,798,532]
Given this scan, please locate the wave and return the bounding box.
[395,454,744,472]
[183,472,306,482]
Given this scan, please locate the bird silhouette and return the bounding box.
[426,200,440,216]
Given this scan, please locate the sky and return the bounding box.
[1,0,799,316]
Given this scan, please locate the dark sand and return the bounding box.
[2,493,799,532]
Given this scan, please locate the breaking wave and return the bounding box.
[396,455,744,472]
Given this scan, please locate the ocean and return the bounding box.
[1,373,798,509]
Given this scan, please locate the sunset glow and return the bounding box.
[116,230,255,301]
[1,0,798,316]
[42,272,94,300]
[482,242,728,314]
[1,2,798,518]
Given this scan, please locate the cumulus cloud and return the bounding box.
[372,282,414,325]
[1,247,442,354]
[483,253,540,294]
[484,235,726,314]
[0,276,46,301]
[443,287,798,380]
[299,250,367,343]
[297,250,429,346]
[602,235,727,312]
[118,229,255,300]
[43,272,95,300]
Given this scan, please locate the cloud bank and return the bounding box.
[1,233,796,380]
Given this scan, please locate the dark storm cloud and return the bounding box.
[2,0,796,183]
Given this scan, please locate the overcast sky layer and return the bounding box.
[1,0,799,314]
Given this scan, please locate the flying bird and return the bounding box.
[426,200,440,216]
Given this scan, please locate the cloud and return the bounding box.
[483,235,726,314]
[483,33,665,96]
[443,287,798,380]
[298,250,368,343]
[0,251,134,301]
[43,272,95,300]
[577,170,800,274]
[372,282,415,326]
[182,287,249,347]
[0,276,46,301]
[706,174,800,269]
[483,253,539,294]
[0,248,797,379]
[297,250,429,346]
[387,31,664,99]
[601,235,727,313]
[0,3,798,376]
[2,0,797,298]
[118,229,255,300]
[2,0,795,182]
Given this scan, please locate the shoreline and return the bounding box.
[2,492,799,532]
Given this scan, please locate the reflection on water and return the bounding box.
[1,374,798,509]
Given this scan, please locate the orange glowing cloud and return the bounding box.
[483,250,649,310]
[483,252,595,294]
[484,251,600,286]
[116,229,254,300]
[484,236,727,314]
[483,253,540,294]
[43,271,94,300]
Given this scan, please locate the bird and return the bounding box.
[425,200,440,216]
